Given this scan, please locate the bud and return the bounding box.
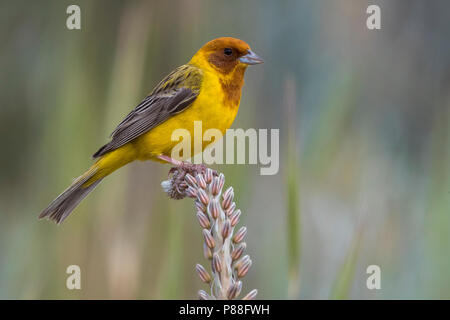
[208,199,220,220]
[237,258,252,278]
[195,200,206,213]
[203,229,215,249]
[242,289,258,300]
[196,211,210,229]
[231,242,246,261]
[235,281,243,298]
[196,174,207,189]
[222,187,234,210]
[210,177,220,196]
[185,186,197,198]
[227,281,242,300]
[234,255,250,271]
[212,253,222,273]
[204,168,214,183]
[185,173,197,187]
[221,220,231,239]
[198,290,210,300]
[233,226,247,243]
[226,202,236,217]
[230,209,241,227]
[203,242,213,260]
[217,173,225,193]
[197,188,209,206]
[195,264,211,283]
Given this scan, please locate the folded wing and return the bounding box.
[93,64,203,158]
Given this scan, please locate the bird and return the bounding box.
[38,37,263,224]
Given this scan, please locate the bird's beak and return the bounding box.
[239,50,264,65]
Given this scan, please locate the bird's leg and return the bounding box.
[157,155,183,167]
[157,155,208,177]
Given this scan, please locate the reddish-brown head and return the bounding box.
[191,37,263,74]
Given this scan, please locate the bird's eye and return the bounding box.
[224,48,233,56]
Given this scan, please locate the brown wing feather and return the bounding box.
[93,64,203,158]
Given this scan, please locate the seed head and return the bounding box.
[163,166,258,300]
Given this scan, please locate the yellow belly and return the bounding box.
[133,71,240,161]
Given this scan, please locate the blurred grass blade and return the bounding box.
[284,75,301,298]
[425,103,450,298]
[330,228,363,300]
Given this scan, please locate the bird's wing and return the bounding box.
[93,64,203,158]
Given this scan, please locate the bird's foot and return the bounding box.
[157,155,209,177]
[175,162,208,177]
[158,155,216,199]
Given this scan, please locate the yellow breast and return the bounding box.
[133,69,241,161]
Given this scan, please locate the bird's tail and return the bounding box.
[39,146,135,224]
[38,165,103,224]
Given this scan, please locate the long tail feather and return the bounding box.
[40,145,136,224]
[39,168,102,224]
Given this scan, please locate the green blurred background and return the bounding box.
[0,0,449,299]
